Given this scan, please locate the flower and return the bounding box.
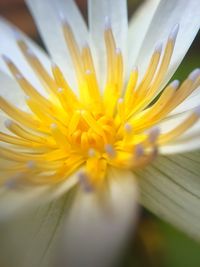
[0,0,200,266]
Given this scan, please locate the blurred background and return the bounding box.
[0,0,200,266]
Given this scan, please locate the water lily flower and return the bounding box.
[0,0,200,266]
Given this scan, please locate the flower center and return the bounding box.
[66,110,116,153]
[0,20,199,190]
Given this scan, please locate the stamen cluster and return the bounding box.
[0,21,199,189]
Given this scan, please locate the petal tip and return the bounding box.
[104,16,111,30]
[188,68,200,81]
[148,127,160,143]
[170,79,180,89]
[194,105,200,116]
[2,54,10,63]
[12,28,22,41]
[169,23,180,41]
[78,172,93,193]
[4,118,12,128]
[154,42,163,53]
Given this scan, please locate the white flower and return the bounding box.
[0,0,199,266]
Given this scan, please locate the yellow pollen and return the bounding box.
[0,23,199,190]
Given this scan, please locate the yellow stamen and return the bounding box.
[124,67,138,112]
[131,43,162,107]
[159,110,200,144]
[62,21,84,84]
[0,23,199,189]
[17,40,58,96]
[0,96,41,130]
[52,63,79,106]
[50,123,70,152]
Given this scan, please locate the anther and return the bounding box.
[57,87,63,93]
[85,69,92,75]
[154,42,163,53]
[13,28,22,41]
[26,160,36,169]
[105,144,116,158]
[4,173,22,190]
[124,123,132,133]
[50,123,57,129]
[25,95,30,101]
[51,62,57,69]
[78,172,93,193]
[2,54,11,63]
[188,68,200,81]
[4,119,12,128]
[115,48,121,54]
[104,16,111,30]
[15,73,23,80]
[132,66,138,73]
[170,79,180,89]
[82,42,89,49]
[58,11,67,24]
[118,98,124,104]
[169,23,179,41]
[152,146,159,157]
[88,148,96,157]
[26,48,35,57]
[194,106,200,116]
[135,144,144,158]
[148,127,160,143]
[5,178,18,190]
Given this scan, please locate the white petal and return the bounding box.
[136,151,200,240]
[158,112,200,154]
[170,86,200,116]
[26,0,88,91]
[56,168,138,267]
[0,186,49,220]
[0,71,25,107]
[128,0,160,73]
[88,0,128,86]
[159,120,200,154]
[0,71,39,133]
[159,138,200,154]
[45,172,78,201]
[0,193,74,267]
[135,0,200,83]
[0,170,79,220]
[0,71,27,133]
[158,112,188,132]
[0,18,51,90]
